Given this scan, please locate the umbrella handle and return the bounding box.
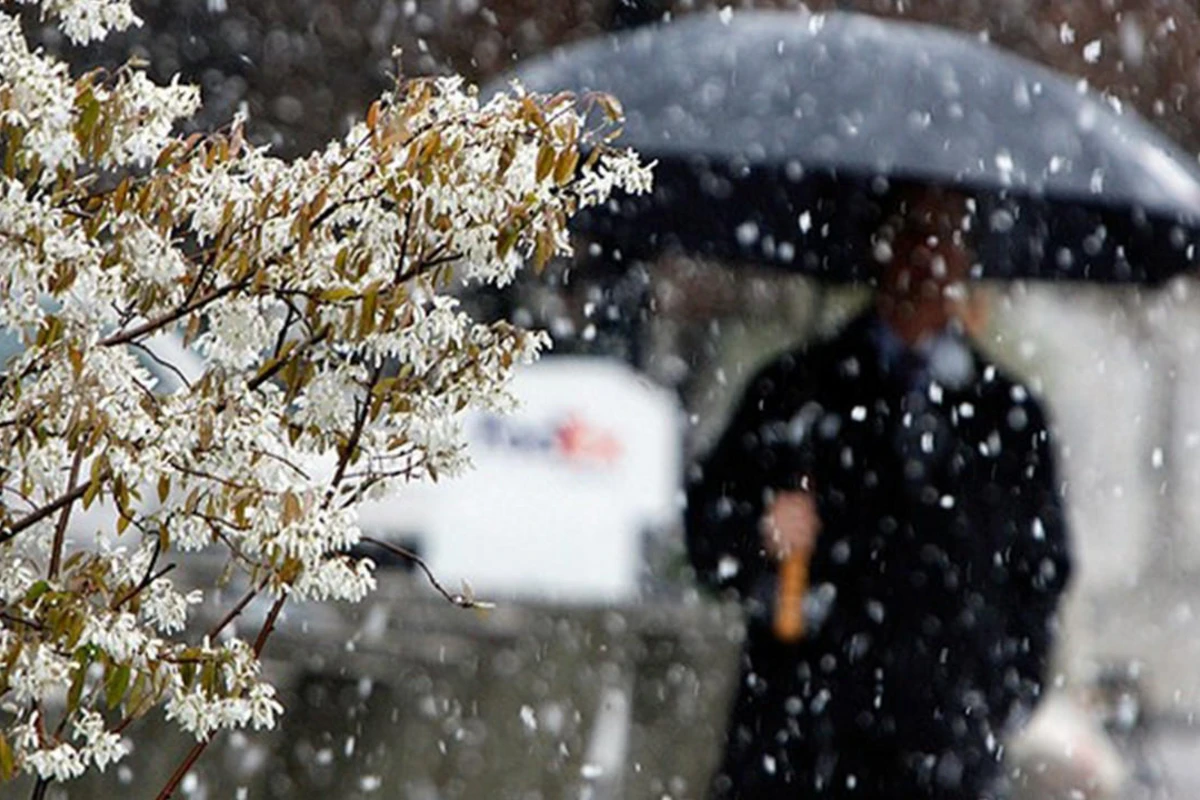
[773,548,810,643]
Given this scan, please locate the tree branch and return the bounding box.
[321,364,382,510]
[154,741,207,800]
[359,536,490,609]
[99,278,250,348]
[0,611,42,630]
[48,445,86,580]
[0,476,99,545]
[252,594,287,657]
[247,324,330,394]
[155,587,287,800]
[206,575,270,641]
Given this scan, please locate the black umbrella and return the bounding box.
[493,9,1200,283]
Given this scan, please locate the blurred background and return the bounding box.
[18,1,1200,798]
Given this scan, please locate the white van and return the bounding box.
[357,356,683,604]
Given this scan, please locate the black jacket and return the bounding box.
[686,311,1072,797]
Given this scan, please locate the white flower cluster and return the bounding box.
[141,579,205,635]
[0,0,650,787]
[9,644,74,705]
[163,641,283,740]
[20,0,141,44]
[10,708,129,781]
[0,7,194,176]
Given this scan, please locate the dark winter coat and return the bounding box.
[686,310,1072,799]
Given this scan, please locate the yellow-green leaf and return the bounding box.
[0,732,13,782]
[24,580,50,605]
[496,223,519,261]
[533,228,555,271]
[319,287,357,303]
[553,148,580,186]
[358,290,378,338]
[535,144,556,183]
[67,659,88,713]
[105,662,131,710]
[82,473,102,509]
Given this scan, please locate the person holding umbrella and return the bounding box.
[685,185,1072,799]
[494,8,1200,798]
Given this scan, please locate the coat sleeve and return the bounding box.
[684,354,813,598]
[1004,399,1073,722]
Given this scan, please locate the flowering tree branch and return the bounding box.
[0,0,651,790]
[359,536,491,610]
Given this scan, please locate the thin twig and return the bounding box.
[114,564,175,610]
[128,340,194,391]
[0,611,43,630]
[112,548,176,611]
[169,462,267,496]
[393,204,415,284]
[270,302,298,360]
[336,455,426,511]
[247,447,313,481]
[359,536,488,609]
[181,257,213,308]
[247,324,330,394]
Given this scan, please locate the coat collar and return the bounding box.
[827,309,982,392]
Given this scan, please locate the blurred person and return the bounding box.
[685,187,1073,799]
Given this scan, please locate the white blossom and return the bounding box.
[10,644,74,704]
[140,578,203,634]
[293,556,376,603]
[80,612,156,665]
[25,0,142,44]
[0,0,649,784]
[73,710,130,772]
[0,553,37,603]
[24,741,88,782]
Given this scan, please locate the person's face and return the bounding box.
[878,191,973,329]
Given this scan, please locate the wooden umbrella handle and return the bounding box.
[773,548,811,643]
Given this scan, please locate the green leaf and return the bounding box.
[105,662,131,710]
[180,660,196,689]
[496,223,520,261]
[67,658,89,714]
[200,660,217,694]
[76,96,101,147]
[23,580,50,605]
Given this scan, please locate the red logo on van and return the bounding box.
[476,413,624,469]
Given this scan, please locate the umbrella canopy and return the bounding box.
[493,10,1200,283]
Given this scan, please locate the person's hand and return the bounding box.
[761,489,821,560]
